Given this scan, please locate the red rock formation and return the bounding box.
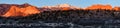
[86,4,112,10]
[61,7,70,11]
[114,6,120,11]
[2,5,40,17]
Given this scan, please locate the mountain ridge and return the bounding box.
[0,3,120,17]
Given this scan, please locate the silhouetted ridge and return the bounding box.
[10,3,32,8]
[0,4,11,15]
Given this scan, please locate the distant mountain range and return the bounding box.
[0,3,120,17]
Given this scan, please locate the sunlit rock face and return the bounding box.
[2,4,40,17]
[61,7,70,11]
[114,6,120,11]
[86,4,112,10]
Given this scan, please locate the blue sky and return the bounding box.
[0,0,120,8]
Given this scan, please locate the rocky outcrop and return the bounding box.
[1,4,40,17]
[114,6,120,11]
[86,4,112,10]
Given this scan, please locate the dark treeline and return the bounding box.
[1,9,120,25]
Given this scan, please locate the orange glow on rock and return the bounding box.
[2,5,40,17]
[113,7,120,11]
[86,4,112,10]
[62,7,70,11]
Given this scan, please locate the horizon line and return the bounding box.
[0,3,120,8]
